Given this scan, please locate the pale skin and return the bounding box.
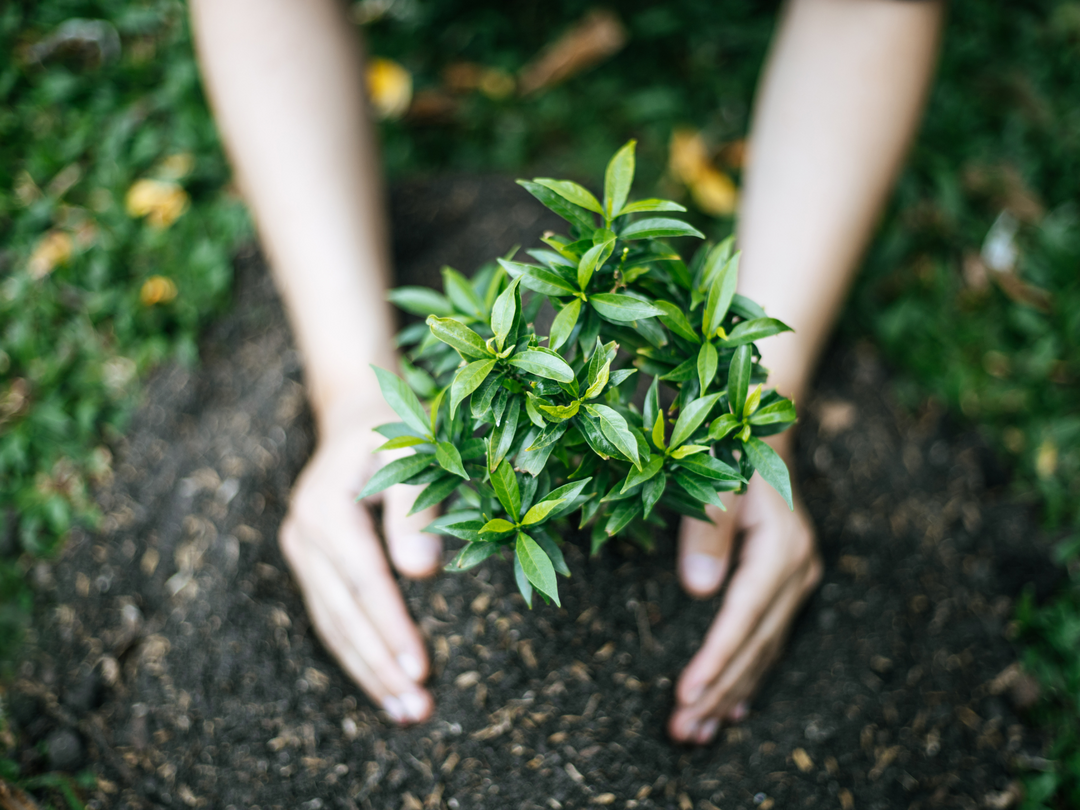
[191,0,942,742]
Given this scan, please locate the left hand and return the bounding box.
[667,441,822,744]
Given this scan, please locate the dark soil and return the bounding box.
[11,177,1057,810]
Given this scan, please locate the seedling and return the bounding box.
[364,141,796,607]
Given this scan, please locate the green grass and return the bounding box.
[2,0,1079,804]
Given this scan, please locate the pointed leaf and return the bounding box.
[621,454,664,493]
[540,477,592,506]
[534,533,571,577]
[744,436,793,510]
[675,452,745,483]
[490,459,520,520]
[480,518,517,534]
[448,541,500,571]
[488,399,521,470]
[539,400,580,420]
[513,549,535,607]
[498,259,578,297]
[642,472,666,518]
[670,393,722,449]
[436,441,469,480]
[516,532,560,605]
[490,276,521,350]
[651,411,666,450]
[643,377,661,437]
[708,413,741,441]
[426,316,490,359]
[670,444,709,459]
[577,232,616,290]
[703,252,739,338]
[620,218,704,240]
[358,454,433,499]
[730,293,767,320]
[743,384,763,418]
[508,348,575,383]
[533,178,603,215]
[521,498,565,526]
[672,468,725,509]
[442,266,484,318]
[589,293,664,323]
[409,474,461,516]
[604,499,641,536]
[386,286,453,316]
[720,317,793,348]
[372,366,432,440]
[376,435,428,451]
[450,358,497,419]
[728,345,752,419]
[587,404,640,469]
[604,140,636,221]
[617,198,686,216]
[654,300,701,344]
[549,297,582,351]
[749,399,798,426]
[697,341,718,394]
[517,179,597,233]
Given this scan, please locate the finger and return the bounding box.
[677,492,739,598]
[383,481,443,579]
[281,522,433,723]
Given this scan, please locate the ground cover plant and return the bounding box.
[368,142,795,605]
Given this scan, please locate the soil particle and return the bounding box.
[10,177,1054,809]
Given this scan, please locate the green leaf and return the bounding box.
[471,373,503,420]
[508,348,575,383]
[744,436,793,510]
[697,340,718,394]
[577,231,616,290]
[659,355,697,383]
[534,533,571,577]
[708,413,741,441]
[653,300,701,344]
[436,441,469,479]
[589,293,663,323]
[670,444,709,459]
[617,198,687,216]
[372,366,432,440]
[375,435,428,452]
[521,498,565,526]
[539,400,580,420]
[426,316,491,359]
[442,266,484,318]
[386,286,454,317]
[488,399,521,470]
[514,548,535,607]
[604,499,641,536]
[620,218,705,240]
[490,459,521,520]
[703,251,739,338]
[541,477,593,506]
[409,474,461,516]
[358,454,433,499]
[642,472,666,518]
[621,454,664,493]
[672,469,725,509]
[675,453,745,482]
[533,178,604,215]
[730,293,767,320]
[670,393,722,449]
[518,438,557,477]
[450,358,497,419]
[549,298,581,351]
[517,179,597,233]
[584,351,612,400]
[447,541,500,571]
[699,236,735,289]
[743,383,763,418]
[490,276,521,351]
[517,532,560,605]
[604,140,636,221]
[728,345,752,419]
[720,317,793,347]
[643,376,661,435]
[651,411,666,450]
[609,368,636,387]
[498,259,578,297]
[587,404,640,469]
[400,356,439,399]
[749,399,798,426]
[481,518,517,534]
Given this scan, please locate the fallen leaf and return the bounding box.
[366,57,412,120]
[140,275,178,306]
[28,230,73,279]
[125,179,189,228]
[518,10,627,95]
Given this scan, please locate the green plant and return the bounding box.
[364,141,795,605]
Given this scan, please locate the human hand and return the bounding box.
[668,440,822,744]
[278,404,443,724]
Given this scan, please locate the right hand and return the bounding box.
[279,402,442,723]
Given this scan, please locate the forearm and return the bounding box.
[190,0,395,432]
[738,0,944,406]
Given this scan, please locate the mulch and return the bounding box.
[8,176,1058,810]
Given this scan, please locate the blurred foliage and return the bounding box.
[2,0,1079,801]
[0,0,250,660]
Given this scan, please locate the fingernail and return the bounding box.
[399,691,427,722]
[395,533,441,573]
[383,695,407,723]
[696,717,719,743]
[682,553,724,594]
[398,652,424,681]
[730,701,750,723]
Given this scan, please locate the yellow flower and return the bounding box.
[366,57,412,120]
[125,178,189,228]
[140,275,178,306]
